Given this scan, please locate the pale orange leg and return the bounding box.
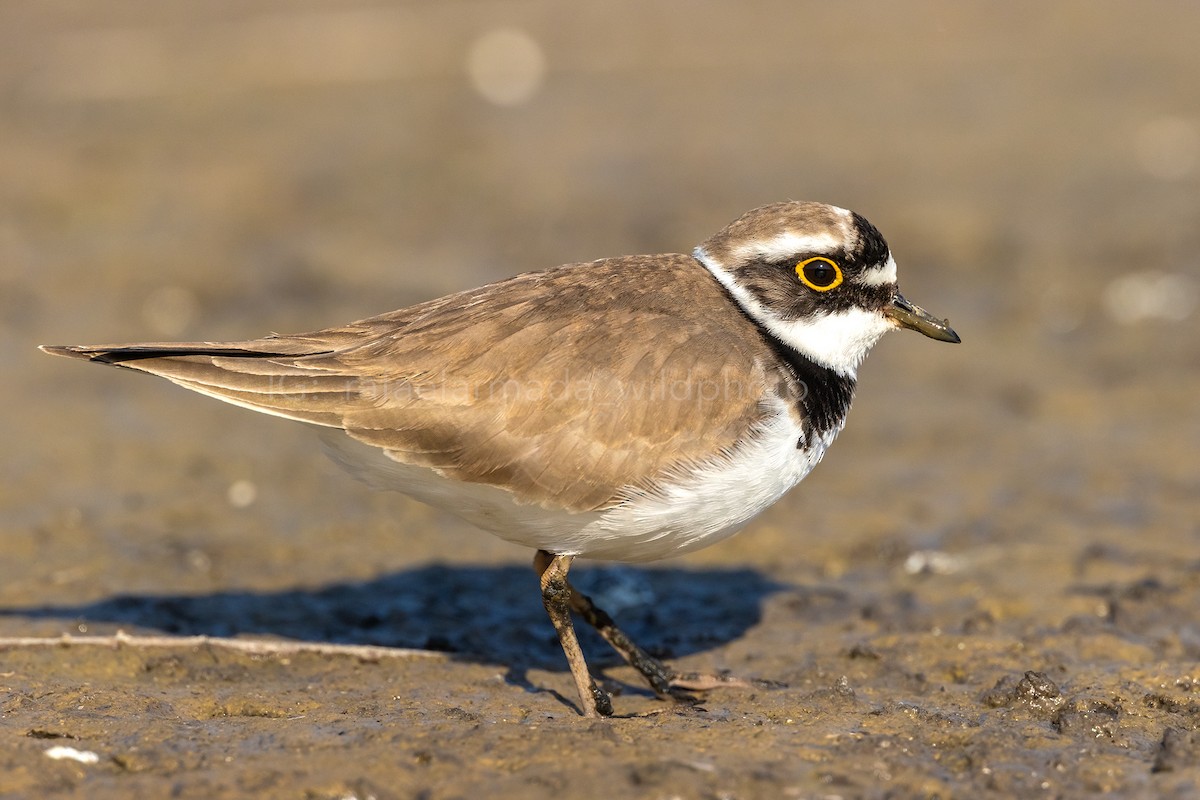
[534,550,613,718]
[562,573,751,696]
[534,550,751,716]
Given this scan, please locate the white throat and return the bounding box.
[767,308,893,374]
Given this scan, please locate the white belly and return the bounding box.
[320,400,836,563]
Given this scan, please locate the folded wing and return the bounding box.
[41,256,775,511]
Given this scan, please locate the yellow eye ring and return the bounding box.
[796,257,844,291]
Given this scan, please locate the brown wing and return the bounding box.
[41,255,777,511]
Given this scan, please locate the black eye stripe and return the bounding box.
[733,259,895,324]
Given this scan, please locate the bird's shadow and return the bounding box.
[0,563,785,678]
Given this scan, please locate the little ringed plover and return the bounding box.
[42,200,960,717]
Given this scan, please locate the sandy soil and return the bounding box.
[2,2,1199,797]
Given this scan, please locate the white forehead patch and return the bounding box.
[731,231,842,264]
[858,253,898,286]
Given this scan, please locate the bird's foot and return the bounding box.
[666,670,785,692]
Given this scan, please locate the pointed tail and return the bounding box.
[39,340,353,428]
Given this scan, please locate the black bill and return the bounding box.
[886,294,961,343]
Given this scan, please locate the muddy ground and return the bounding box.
[2,2,1199,797]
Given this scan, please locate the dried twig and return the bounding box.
[0,631,444,660]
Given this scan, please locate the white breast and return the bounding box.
[319,396,835,563]
[577,399,835,560]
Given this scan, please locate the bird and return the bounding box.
[41,201,960,717]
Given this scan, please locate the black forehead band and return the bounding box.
[849,212,891,269]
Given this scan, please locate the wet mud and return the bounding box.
[2,2,1199,797]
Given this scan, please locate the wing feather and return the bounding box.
[41,255,785,511]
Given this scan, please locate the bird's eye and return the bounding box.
[796,257,844,291]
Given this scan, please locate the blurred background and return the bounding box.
[2,0,1197,620]
[3,2,1200,795]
